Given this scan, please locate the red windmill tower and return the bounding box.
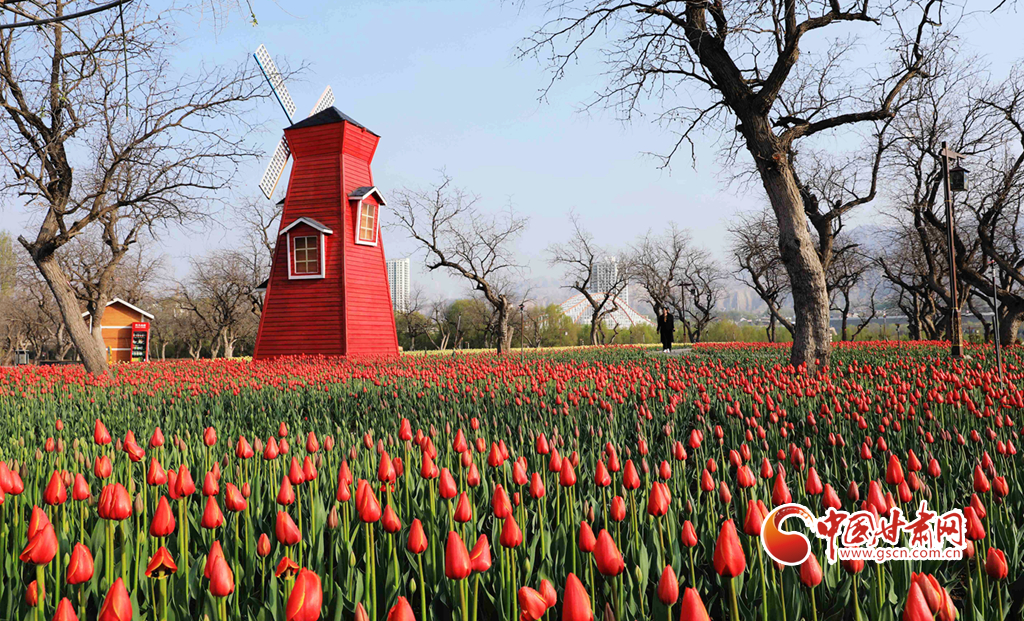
[252,46,398,359]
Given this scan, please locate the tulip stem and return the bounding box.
[36,563,45,621]
[159,578,168,621]
[418,555,428,621]
[852,574,862,621]
[459,577,470,621]
[729,576,740,621]
[810,586,817,621]
[757,542,768,621]
[473,571,481,621]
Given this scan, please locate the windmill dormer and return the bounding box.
[253,106,398,359]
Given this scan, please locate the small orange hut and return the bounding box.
[82,298,153,364]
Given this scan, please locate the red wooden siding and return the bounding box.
[254,111,398,359]
[340,128,398,356]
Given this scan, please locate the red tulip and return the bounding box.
[593,530,624,576]
[407,518,428,554]
[518,586,548,621]
[275,556,300,578]
[145,546,177,578]
[209,553,234,597]
[799,554,822,587]
[578,521,597,553]
[150,496,176,537]
[986,547,1008,580]
[610,496,626,522]
[276,511,302,546]
[657,565,678,605]
[287,568,323,621]
[25,581,39,606]
[678,588,711,621]
[97,578,132,621]
[356,481,382,522]
[382,505,402,533]
[257,534,271,557]
[94,456,113,479]
[622,460,640,490]
[454,492,473,523]
[44,471,67,505]
[500,515,523,548]
[20,522,58,565]
[445,531,472,579]
[439,468,457,499]
[470,534,492,572]
[540,579,557,608]
[201,496,225,529]
[973,465,990,493]
[963,506,985,541]
[94,419,111,445]
[562,573,593,621]
[176,466,196,497]
[681,520,698,548]
[530,472,546,499]
[386,596,415,621]
[743,499,766,536]
[53,598,78,621]
[647,481,670,516]
[885,455,904,485]
[903,581,932,621]
[713,520,746,577]
[66,543,94,585]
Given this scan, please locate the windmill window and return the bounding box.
[293,236,320,275]
[356,202,378,245]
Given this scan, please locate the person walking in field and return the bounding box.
[657,307,674,353]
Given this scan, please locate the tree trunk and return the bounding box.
[1000,306,1023,346]
[767,314,776,344]
[589,312,600,346]
[495,303,511,354]
[32,252,110,375]
[754,150,832,370]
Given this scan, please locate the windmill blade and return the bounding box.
[258,136,291,199]
[254,44,296,123]
[308,86,335,117]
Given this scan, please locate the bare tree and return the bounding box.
[425,297,455,351]
[877,56,1014,342]
[827,243,876,341]
[728,207,793,342]
[391,174,527,354]
[178,250,257,358]
[2,0,271,374]
[677,248,725,343]
[522,0,959,369]
[56,232,163,342]
[548,212,629,345]
[629,224,690,314]
[396,286,431,351]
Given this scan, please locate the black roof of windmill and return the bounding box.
[254,44,381,199]
[288,106,378,136]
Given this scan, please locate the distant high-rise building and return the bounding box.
[387,258,411,312]
[590,256,628,305]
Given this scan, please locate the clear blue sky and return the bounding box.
[6,0,1023,301]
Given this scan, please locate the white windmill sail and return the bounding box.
[254,44,335,200]
[254,44,296,123]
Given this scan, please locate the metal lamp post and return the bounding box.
[519,303,526,357]
[990,260,1004,382]
[941,141,968,359]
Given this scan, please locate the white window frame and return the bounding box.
[287,232,327,280]
[355,200,379,247]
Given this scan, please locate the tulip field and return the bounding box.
[0,341,1021,621]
